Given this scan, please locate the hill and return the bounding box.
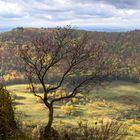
[0,27,140,84]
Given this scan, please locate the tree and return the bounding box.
[19,26,119,138]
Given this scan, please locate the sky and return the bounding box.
[0,0,140,32]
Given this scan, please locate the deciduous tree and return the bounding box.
[19,26,119,138]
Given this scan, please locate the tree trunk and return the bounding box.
[43,105,54,139]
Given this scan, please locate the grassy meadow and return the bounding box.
[7,81,140,140]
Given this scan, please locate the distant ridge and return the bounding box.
[77,26,139,33]
[0,26,139,33]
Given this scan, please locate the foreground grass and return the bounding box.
[7,81,140,139]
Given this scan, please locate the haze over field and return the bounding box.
[0,0,140,32]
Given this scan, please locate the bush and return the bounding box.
[0,85,17,139]
[61,104,76,116]
[78,121,127,140]
[0,85,29,140]
[48,121,127,140]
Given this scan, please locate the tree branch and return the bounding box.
[51,74,109,104]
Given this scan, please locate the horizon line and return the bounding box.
[0,26,139,33]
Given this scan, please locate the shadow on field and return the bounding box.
[74,109,84,117]
[55,115,67,119]
[13,102,25,105]
[14,95,26,100]
[107,95,140,105]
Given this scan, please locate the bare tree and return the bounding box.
[19,26,119,138]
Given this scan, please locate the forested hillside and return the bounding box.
[0,28,140,84]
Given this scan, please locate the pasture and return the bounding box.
[7,81,140,140]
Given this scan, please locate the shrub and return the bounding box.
[79,121,127,140]
[71,98,78,103]
[61,104,76,116]
[0,85,29,140]
[129,125,140,134]
[51,121,127,140]
[0,85,16,139]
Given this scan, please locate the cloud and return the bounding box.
[106,0,140,9]
[0,0,140,31]
[74,0,140,9]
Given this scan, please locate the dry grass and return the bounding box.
[7,81,140,139]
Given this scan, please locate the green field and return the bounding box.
[7,81,140,140]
